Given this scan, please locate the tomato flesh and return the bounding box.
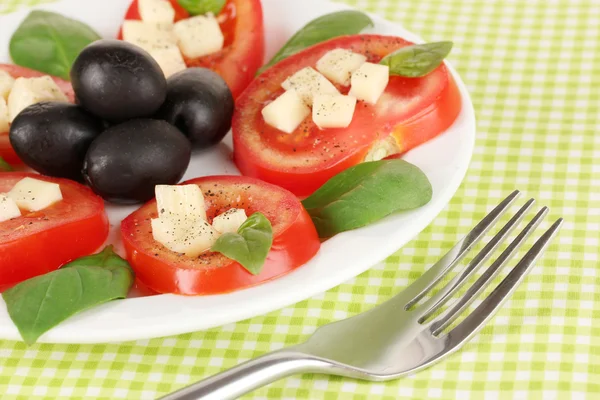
[120,0,265,98]
[0,173,109,289]
[233,35,462,196]
[0,64,75,165]
[121,175,320,295]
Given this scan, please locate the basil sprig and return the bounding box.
[380,41,453,77]
[9,10,100,80]
[177,0,226,16]
[2,246,134,345]
[0,157,13,172]
[211,212,273,275]
[302,159,433,238]
[258,10,374,75]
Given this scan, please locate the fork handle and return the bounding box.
[159,350,331,400]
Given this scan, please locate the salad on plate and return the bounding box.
[0,0,461,344]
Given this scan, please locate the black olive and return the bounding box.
[71,39,167,122]
[156,68,234,149]
[82,119,190,203]
[9,102,104,181]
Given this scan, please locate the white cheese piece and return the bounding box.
[281,67,339,106]
[261,90,310,134]
[363,135,401,162]
[212,208,247,233]
[138,0,175,25]
[155,184,207,222]
[0,194,21,222]
[7,76,68,122]
[151,217,220,257]
[7,177,62,212]
[0,97,9,133]
[312,94,357,129]
[149,46,187,77]
[349,62,390,105]
[174,13,224,59]
[316,49,367,86]
[122,20,177,52]
[0,70,15,100]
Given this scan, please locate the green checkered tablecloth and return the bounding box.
[1,0,599,398]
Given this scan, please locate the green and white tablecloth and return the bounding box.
[1,0,599,398]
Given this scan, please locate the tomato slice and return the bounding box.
[0,64,75,165]
[0,172,109,289]
[232,34,462,196]
[120,0,265,98]
[121,175,320,295]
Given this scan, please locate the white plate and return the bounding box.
[0,0,475,343]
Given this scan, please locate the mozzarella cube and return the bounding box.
[7,76,68,122]
[149,45,187,77]
[0,97,9,133]
[212,208,247,233]
[312,94,357,129]
[316,49,367,86]
[174,14,224,58]
[151,217,220,257]
[262,90,310,134]
[281,67,339,106]
[155,184,207,221]
[122,20,177,52]
[8,177,62,212]
[349,62,390,104]
[138,0,175,24]
[0,70,15,100]
[0,194,21,222]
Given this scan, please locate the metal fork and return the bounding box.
[162,191,562,400]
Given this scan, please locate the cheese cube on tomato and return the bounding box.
[316,49,367,86]
[349,62,389,104]
[0,70,15,100]
[8,177,62,212]
[7,76,68,122]
[212,208,247,233]
[151,217,220,257]
[312,94,357,129]
[0,194,21,222]
[281,67,339,106]
[122,20,177,52]
[155,184,207,221]
[138,0,175,25]
[149,45,187,77]
[262,90,310,134]
[174,13,224,58]
[0,97,9,133]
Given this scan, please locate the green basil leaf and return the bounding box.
[9,10,101,80]
[211,212,273,275]
[2,246,134,345]
[302,159,433,237]
[0,157,13,172]
[257,10,374,75]
[177,0,226,16]
[380,41,452,77]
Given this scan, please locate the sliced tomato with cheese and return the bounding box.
[0,173,109,289]
[233,34,462,196]
[0,64,75,165]
[120,0,264,98]
[121,175,320,295]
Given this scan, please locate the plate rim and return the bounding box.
[0,0,475,343]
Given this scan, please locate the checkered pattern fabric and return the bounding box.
[1,0,599,399]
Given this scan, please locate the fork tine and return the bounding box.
[404,190,521,308]
[442,218,563,347]
[417,198,536,321]
[428,206,548,335]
